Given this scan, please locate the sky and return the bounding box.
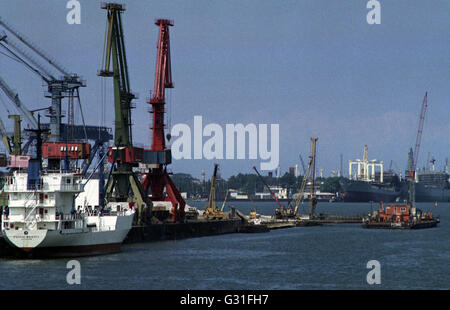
[0,0,448,179]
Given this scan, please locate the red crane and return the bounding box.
[253,166,285,210]
[141,19,185,222]
[150,19,173,151]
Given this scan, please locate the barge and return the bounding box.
[362,202,439,229]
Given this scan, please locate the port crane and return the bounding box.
[204,163,224,219]
[99,3,152,223]
[220,188,240,212]
[252,166,293,218]
[0,76,38,130]
[141,18,186,222]
[220,188,259,219]
[288,138,319,219]
[408,92,428,203]
[0,16,85,143]
[0,76,47,158]
[0,16,112,175]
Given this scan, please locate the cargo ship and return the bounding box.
[343,145,402,202]
[362,202,439,229]
[342,178,401,202]
[414,170,450,202]
[1,170,135,258]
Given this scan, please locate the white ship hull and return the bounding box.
[3,213,134,257]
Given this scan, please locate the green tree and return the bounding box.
[320,177,344,193]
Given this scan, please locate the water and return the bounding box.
[1,202,449,290]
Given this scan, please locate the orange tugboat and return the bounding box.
[362,202,439,229]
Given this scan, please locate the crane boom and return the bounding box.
[207,164,219,211]
[0,36,54,81]
[407,92,428,204]
[308,138,318,218]
[0,117,12,154]
[412,92,428,176]
[253,166,285,210]
[0,16,69,76]
[204,163,224,219]
[294,154,313,215]
[299,154,306,175]
[0,17,86,143]
[99,3,134,147]
[149,19,173,152]
[0,76,38,129]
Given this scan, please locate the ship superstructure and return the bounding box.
[343,145,401,202]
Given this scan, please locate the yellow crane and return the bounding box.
[292,137,318,219]
[204,163,224,219]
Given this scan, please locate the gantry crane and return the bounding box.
[203,163,224,219]
[99,3,152,223]
[141,18,186,222]
[408,92,428,203]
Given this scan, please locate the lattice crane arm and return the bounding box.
[99,3,134,147]
[149,19,173,152]
[0,76,38,129]
[411,92,428,176]
[0,16,69,77]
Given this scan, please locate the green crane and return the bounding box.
[98,3,152,224]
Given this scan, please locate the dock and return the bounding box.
[0,210,366,258]
[124,218,243,243]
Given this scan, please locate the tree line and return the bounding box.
[171,172,350,200]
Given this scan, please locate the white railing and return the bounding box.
[4,183,82,192]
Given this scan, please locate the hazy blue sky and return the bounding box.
[0,0,448,179]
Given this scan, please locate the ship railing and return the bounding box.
[98,225,116,231]
[3,183,83,192]
[3,184,42,192]
[56,213,85,221]
[56,213,86,230]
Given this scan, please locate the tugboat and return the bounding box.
[362,202,439,229]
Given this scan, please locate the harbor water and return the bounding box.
[1,201,449,290]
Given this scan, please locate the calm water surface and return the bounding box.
[1,202,449,290]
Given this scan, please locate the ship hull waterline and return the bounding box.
[3,215,133,258]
